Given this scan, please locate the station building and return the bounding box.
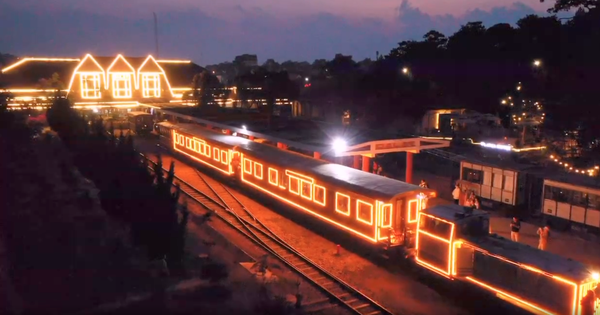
[0,54,203,109]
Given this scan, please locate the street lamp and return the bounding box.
[533,59,542,67]
[402,67,409,74]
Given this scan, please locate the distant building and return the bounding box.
[233,54,258,68]
[0,54,204,108]
[420,108,506,140]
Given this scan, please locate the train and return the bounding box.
[154,121,600,315]
[155,121,436,249]
[457,159,600,235]
[415,204,600,315]
[127,111,154,135]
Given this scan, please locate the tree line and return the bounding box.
[46,98,189,270]
[206,1,599,141]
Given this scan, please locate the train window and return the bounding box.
[571,191,588,207]
[221,150,228,164]
[289,177,300,194]
[462,168,483,184]
[419,215,452,239]
[492,173,503,189]
[213,147,220,161]
[268,168,278,186]
[186,137,191,149]
[313,185,326,206]
[357,200,373,225]
[244,159,252,174]
[300,181,312,200]
[588,194,600,209]
[335,193,350,216]
[204,144,211,157]
[407,199,419,223]
[382,204,392,227]
[192,140,200,153]
[503,175,514,192]
[254,163,263,180]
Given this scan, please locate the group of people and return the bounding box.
[451,184,480,209]
[510,216,550,250]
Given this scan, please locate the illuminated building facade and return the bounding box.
[0,54,204,107]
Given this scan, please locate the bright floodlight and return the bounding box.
[305,77,309,82]
[402,67,409,74]
[533,59,541,67]
[332,138,347,154]
[592,272,599,281]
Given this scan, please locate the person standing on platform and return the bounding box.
[510,217,521,242]
[537,225,550,250]
[452,185,461,205]
[419,179,429,189]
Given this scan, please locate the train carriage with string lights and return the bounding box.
[154,121,436,250]
[458,158,600,234]
[415,204,600,315]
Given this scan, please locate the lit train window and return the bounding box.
[244,159,252,174]
[313,185,325,206]
[382,204,392,226]
[335,193,350,216]
[213,147,220,161]
[268,168,278,186]
[407,199,419,223]
[300,181,312,200]
[204,144,211,157]
[221,150,228,164]
[254,163,263,180]
[186,138,192,149]
[357,200,373,225]
[289,177,300,194]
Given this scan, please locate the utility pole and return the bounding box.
[153,12,159,58]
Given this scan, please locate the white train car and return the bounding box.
[415,204,600,315]
[542,175,600,234]
[458,159,545,215]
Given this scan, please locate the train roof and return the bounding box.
[422,204,488,221]
[469,233,595,283]
[158,121,433,201]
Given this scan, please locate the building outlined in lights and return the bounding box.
[0,54,204,107]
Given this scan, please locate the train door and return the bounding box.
[393,199,405,246]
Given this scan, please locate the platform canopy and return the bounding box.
[333,138,450,157]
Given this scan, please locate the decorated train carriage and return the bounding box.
[416,204,600,315]
[155,122,436,249]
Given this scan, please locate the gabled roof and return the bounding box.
[138,56,163,73]
[76,54,104,73]
[0,55,204,89]
[106,55,136,73]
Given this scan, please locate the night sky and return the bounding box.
[1,0,553,65]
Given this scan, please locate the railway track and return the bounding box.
[142,154,395,315]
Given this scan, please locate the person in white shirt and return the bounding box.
[452,185,461,205]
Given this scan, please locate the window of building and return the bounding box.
[313,185,325,206]
[221,150,228,164]
[112,73,132,98]
[142,74,160,98]
[300,181,312,200]
[254,163,263,179]
[213,147,220,161]
[289,177,300,194]
[244,159,252,174]
[335,193,350,216]
[80,74,102,99]
[268,168,278,186]
[357,200,373,225]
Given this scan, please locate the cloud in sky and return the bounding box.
[0,0,549,65]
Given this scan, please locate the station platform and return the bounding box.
[489,215,600,269]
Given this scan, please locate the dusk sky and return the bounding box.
[1,0,553,65]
